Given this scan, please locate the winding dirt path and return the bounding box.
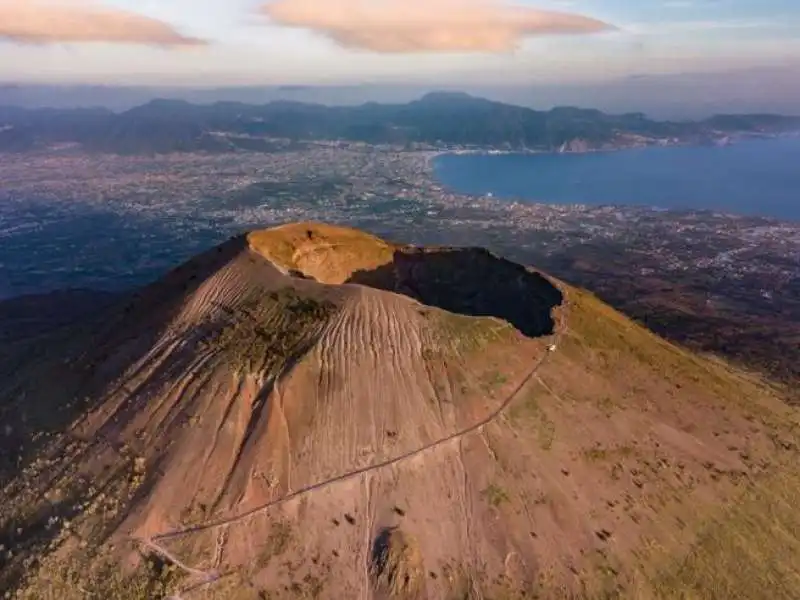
[139,322,564,588]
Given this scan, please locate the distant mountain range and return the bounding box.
[1,91,798,154]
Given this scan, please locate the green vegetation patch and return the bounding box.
[581,444,634,464]
[201,288,336,373]
[422,309,514,358]
[650,472,800,600]
[482,483,511,508]
[563,288,787,414]
[481,370,509,392]
[508,389,556,451]
[14,553,181,600]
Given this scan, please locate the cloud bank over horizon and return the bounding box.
[262,0,612,53]
[0,0,204,46]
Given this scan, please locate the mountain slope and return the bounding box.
[2,93,799,153]
[1,223,798,600]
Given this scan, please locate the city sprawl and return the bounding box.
[1,143,798,383]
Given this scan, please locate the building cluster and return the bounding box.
[1,143,797,301]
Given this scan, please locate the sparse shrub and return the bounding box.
[583,447,609,462]
[509,390,555,451]
[14,553,180,600]
[257,520,292,566]
[481,371,508,391]
[482,483,510,508]
[200,288,336,373]
[424,310,513,356]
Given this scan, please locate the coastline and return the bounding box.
[423,129,800,165]
[427,135,800,222]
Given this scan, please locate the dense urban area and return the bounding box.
[1,142,798,386]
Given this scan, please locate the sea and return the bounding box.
[1,136,799,300]
[433,136,800,222]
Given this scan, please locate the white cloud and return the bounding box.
[261,0,613,53]
[0,0,204,45]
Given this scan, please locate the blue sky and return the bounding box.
[0,0,798,85]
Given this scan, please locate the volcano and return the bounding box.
[1,222,798,600]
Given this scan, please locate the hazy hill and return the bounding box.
[1,93,798,154]
[2,70,800,118]
[1,223,799,599]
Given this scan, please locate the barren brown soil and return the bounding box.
[1,223,799,600]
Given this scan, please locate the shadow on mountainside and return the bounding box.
[347,247,563,338]
[0,236,250,485]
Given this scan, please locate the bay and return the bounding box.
[433,136,800,222]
